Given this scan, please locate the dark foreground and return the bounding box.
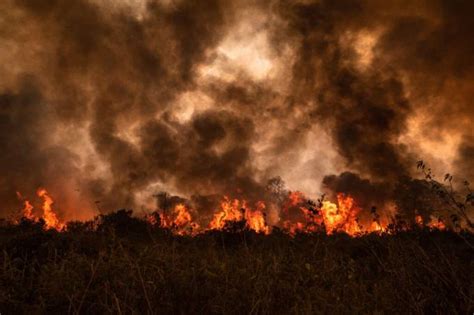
[1,214,473,314]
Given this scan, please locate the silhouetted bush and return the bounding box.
[97,209,149,239]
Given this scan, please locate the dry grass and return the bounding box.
[0,215,473,314]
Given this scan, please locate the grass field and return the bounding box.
[1,213,473,314]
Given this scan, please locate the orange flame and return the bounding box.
[320,193,362,235]
[245,201,270,234]
[156,203,200,235]
[370,220,384,233]
[415,215,423,226]
[17,191,35,220]
[208,197,270,234]
[288,191,304,206]
[22,200,35,220]
[428,216,446,230]
[13,188,453,236]
[37,188,63,230]
[209,197,244,230]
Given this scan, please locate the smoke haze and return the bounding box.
[1,0,473,220]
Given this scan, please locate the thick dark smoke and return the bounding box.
[273,0,473,216]
[0,77,84,213]
[322,172,392,210]
[0,0,472,220]
[454,137,474,186]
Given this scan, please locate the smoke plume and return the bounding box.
[0,0,473,220]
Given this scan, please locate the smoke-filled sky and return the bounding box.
[1,0,473,220]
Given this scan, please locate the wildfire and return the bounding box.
[17,192,35,220]
[37,188,63,230]
[280,191,322,234]
[14,188,454,236]
[15,188,64,230]
[281,193,367,236]
[208,197,270,234]
[245,201,269,234]
[370,220,384,233]
[151,203,200,235]
[428,216,446,230]
[415,215,423,226]
[22,200,34,220]
[209,197,243,230]
[321,194,361,235]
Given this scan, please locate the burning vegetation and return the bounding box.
[11,162,473,237]
[1,0,474,312]
[1,0,473,231]
[2,197,473,314]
